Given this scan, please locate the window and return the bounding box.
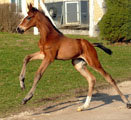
[11,0,15,3]
[11,0,22,12]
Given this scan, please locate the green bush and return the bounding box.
[0,4,23,33]
[98,0,131,43]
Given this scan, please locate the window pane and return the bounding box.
[18,0,22,12]
[11,0,16,3]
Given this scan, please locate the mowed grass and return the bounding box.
[0,32,131,117]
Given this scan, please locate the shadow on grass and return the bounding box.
[32,93,130,116]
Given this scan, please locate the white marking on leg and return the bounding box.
[83,96,92,108]
[77,96,92,111]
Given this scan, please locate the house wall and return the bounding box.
[0,0,104,23]
[89,0,105,36]
[0,0,9,4]
[0,0,33,4]
[0,0,105,36]
[94,0,104,25]
[0,0,45,4]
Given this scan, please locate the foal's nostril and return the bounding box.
[16,27,20,32]
[17,27,24,34]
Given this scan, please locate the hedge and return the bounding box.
[0,4,23,33]
[98,0,131,43]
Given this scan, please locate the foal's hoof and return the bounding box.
[77,107,83,112]
[22,99,27,105]
[21,94,33,105]
[127,103,131,109]
[77,105,88,112]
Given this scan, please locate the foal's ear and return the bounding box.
[27,3,33,11]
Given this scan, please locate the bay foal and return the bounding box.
[17,4,131,111]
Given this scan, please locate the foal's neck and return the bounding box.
[36,12,61,41]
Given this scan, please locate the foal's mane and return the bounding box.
[32,7,63,35]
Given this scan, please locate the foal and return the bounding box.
[17,4,131,111]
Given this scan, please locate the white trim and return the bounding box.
[21,0,27,16]
[79,1,81,25]
[34,0,39,35]
[45,0,78,3]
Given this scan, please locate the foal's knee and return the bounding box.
[91,77,96,84]
[88,76,96,87]
[101,70,117,86]
[23,55,31,63]
[106,74,116,85]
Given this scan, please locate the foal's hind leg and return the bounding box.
[72,59,96,111]
[94,66,131,108]
[88,58,131,108]
[19,51,44,90]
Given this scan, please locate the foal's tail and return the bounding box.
[92,43,112,55]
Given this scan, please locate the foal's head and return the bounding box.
[17,4,38,34]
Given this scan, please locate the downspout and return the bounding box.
[21,0,27,16]
[34,0,39,35]
[89,0,95,37]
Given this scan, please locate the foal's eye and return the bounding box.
[27,16,32,20]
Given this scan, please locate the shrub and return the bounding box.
[0,4,23,33]
[98,0,131,43]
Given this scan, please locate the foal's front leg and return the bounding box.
[22,57,51,105]
[19,51,44,90]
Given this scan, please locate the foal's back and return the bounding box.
[55,36,97,61]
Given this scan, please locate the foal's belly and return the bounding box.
[57,50,79,60]
[56,40,82,60]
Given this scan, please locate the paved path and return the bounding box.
[3,81,131,120]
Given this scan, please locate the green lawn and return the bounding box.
[0,33,131,117]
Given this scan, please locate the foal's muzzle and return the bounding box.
[17,27,25,34]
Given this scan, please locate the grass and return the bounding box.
[0,32,131,117]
